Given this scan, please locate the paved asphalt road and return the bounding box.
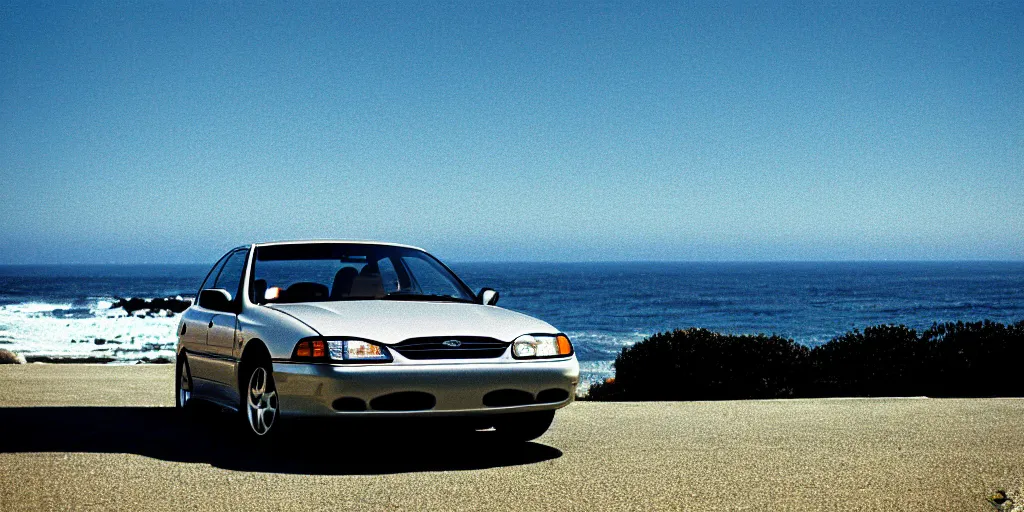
[1,364,1022,511]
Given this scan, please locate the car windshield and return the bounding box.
[250,243,476,304]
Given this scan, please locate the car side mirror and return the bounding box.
[478,288,499,306]
[198,289,235,313]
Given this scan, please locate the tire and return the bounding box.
[176,355,193,411]
[491,410,556,442]
[241,359,280,437]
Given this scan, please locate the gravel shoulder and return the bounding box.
[1,364,1022,511]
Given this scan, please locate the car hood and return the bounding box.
[267,300,558,344]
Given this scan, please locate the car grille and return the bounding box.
[391,336,509,360]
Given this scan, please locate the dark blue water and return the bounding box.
[452,261,1024,361]
[0,264,209,306]
[2,262,1022,374]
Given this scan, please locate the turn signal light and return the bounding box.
[293,339,326,359]
[556,335,572,356]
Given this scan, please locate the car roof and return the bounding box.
[251,239,427,252]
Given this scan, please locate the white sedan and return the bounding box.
[175,240,579,440]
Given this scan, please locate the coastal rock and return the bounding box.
[24,355,117,364]
[0,349,27,364]
[111,296,192,316]
[137,356,173,364]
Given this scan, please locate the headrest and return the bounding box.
[331,267,359,299]
[350,272,384,298]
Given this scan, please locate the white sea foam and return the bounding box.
[0,299,178,362]
[563,330,649,392]
[578,360,616,390]
[564,330,647,357]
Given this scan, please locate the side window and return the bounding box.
[197,253,230,297]
[213,250,248,300]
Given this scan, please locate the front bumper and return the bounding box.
[272,357,580,417]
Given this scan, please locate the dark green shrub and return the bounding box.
[808,324,926,397]
[594,328,809,401]
[921,320,1024,397]
[585,320,1024,401]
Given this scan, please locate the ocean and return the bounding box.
[2,262,1023,387]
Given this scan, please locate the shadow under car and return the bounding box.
[0,405,562,475]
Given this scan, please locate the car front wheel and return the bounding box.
[243,363,279,437]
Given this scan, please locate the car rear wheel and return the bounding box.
[176,355,193,410]
[243,362,279,437]
[491,410,555,442]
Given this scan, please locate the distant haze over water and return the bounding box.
[1,262,1022,385]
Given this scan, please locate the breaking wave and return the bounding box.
[0,298,189,363]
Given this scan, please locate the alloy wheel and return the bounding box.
[246,366,278,435]
[178,359,192,408]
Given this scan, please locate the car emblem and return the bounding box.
[442,339,462,348]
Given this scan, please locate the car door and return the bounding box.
[203,249,248,396]
[180,253,230,389]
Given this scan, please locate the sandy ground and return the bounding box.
[0,364,1022,511]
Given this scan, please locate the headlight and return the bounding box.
[327,339,391,361]
[512,334,573,359]
[292,337,392,363]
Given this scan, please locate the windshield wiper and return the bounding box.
[382,293,472,303]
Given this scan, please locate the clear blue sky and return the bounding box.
[1,1,1021,263]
